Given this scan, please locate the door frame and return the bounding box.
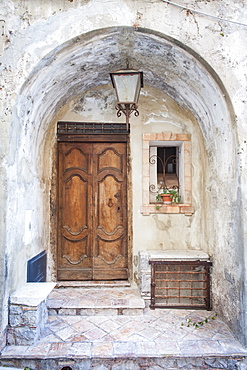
[50,122,132,283]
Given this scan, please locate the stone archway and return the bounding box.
[10,26,243,341]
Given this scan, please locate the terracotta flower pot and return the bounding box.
[161,194,172,203]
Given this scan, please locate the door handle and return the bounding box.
[114,191,120,200]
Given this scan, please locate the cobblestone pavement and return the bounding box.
[1,286,247,360]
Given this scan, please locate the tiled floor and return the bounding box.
[1,287,247,359]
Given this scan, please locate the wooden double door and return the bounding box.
[57,141,128,281]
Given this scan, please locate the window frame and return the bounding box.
[141,132,194,215]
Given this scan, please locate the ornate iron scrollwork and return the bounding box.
[149,153,180,195]
[115,103,139,130]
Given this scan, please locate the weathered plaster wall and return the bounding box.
[60,85,208,254]
[0,0,246,345]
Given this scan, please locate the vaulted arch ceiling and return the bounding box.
[21,26,234,152]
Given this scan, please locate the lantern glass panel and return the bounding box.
[112,72,141,104]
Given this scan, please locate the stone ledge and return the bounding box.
[8,283,56,346]
[148,250,209,261]
[10,283,56,307]
[141,204,195,215]
[0,367,23,370]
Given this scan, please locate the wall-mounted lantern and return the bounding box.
[110,64,143,130]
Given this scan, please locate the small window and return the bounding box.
[149,142,182,203]
[141,133,194,215]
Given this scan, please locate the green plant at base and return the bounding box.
[181,313,217,329]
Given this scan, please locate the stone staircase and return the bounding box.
[1,282,247,370]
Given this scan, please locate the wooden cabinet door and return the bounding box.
[57,141,128,281]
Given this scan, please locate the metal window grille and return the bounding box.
[149,260,212,310]
[57,122,129,136]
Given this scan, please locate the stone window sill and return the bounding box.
[141,203,194,216]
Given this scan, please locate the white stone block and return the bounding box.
[10,282,56,306]
[148,250,209,261]
[0,368,23,370]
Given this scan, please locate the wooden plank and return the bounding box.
[93,268,128,281]
[57,269,93,281]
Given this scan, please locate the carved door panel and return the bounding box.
[92,143,128,280]
[57,141,128,281]
[57,142,93,280]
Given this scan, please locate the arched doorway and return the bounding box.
[12,26,241,340]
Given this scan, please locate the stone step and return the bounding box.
[3,300,247,369]
[0,355,247,370]
[0,367,23,370]
[56,280,131,288]
[46,286,145,316]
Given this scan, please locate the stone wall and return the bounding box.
[0,356,247,370]
[0,0,246,346]
[7,283,55,346]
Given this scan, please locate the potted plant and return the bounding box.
[156,188,181,204]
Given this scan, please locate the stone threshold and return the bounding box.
[56,280,131,288]
[46,286,145,316]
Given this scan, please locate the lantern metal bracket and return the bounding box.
[115,103,139,130]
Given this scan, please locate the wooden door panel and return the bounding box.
[58,267,93,281]
[98,147,122,172]
[64,146,89,171]
[63,173,88,232]
[93,143,127,280]
[94,237,126,268]
[96,237,124,262]
[57,141,128,281]
[58,237,93,280]
[98,176,123,232]
[57,143,93,280]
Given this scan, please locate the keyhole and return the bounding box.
[108,198,113,207]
